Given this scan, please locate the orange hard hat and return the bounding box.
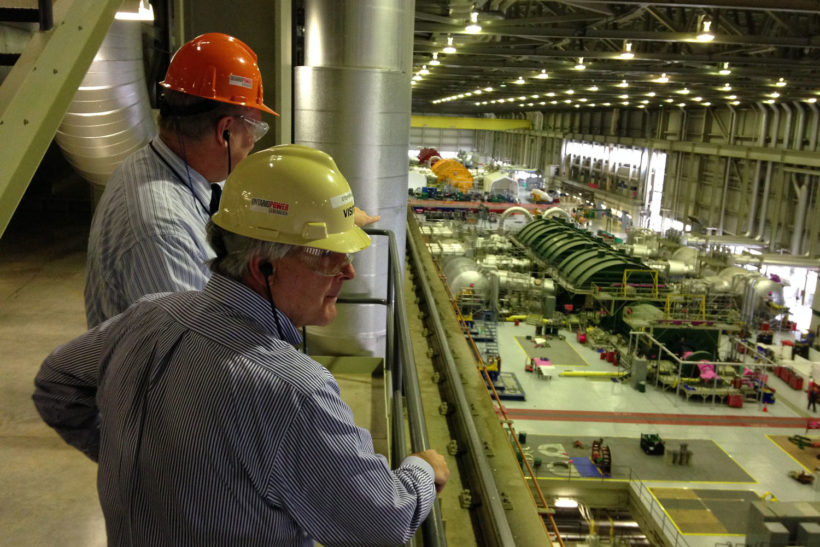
[160,33,278,116]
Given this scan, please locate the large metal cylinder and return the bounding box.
[295,0,414,357]
[56,20,156,190]
[442,257,490,300]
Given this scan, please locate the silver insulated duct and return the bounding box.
[56,19,156,194]
[295,0,414,357]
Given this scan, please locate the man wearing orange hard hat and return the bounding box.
[84,33,377,327]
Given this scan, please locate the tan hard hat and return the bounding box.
[212,145,371,253]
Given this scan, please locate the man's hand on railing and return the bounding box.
[414,449,450,494]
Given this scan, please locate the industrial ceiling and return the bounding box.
[411,1,820,114]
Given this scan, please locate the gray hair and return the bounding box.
[207,221,293,281]
[158,89,249,141]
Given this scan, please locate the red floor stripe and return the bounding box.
[496,408,811,428]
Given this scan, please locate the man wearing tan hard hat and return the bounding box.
[35,144,448,545]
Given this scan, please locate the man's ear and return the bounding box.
[216,116,235,146]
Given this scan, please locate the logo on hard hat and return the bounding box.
[229,74,253,89]
[251,198,289,216]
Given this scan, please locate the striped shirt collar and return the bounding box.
[203,273,302,347]
[152,136,220,211]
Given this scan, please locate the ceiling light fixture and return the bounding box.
[514,76,525,85]
[574,57,586,70]
[696,17,715,42]
[443,35,456,54]
[719,62,731,76]
[484,87,493,92]
[677,88,691,95]
[728,94,737,100]
[693,96,703,102]
[618,94,629,99]
[775,77,787,87]
[703,102,712,106]
[588,85,599,92]
[412,74,422,81]
[566,89,575,95]
[721,83,732,91]
[808,98,818,104]
[465,11,482,33]
[654,73,669,83]
[731,100,741,105]
[770,91,780,98]
[419,65,430,75]
[619,41,635,60]
[430,52,440,66]
[536,69,549,80]
[617,80,629,88]
[647,91,656,97]
[116,0,154,20]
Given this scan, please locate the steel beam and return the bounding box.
[536,0,820,12]
[411,115,532,131]
[0,0,120,238]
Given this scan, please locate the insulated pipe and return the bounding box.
[745,104,768,237]
[55,19,156,191]
[793,102,806,151]
[718,105,737,234]
[296,0,414,358]
[791,175,809,256]
[768,104,794,251]
[781,103,793,154]
[756,104,780,241]
[810,102,820,151]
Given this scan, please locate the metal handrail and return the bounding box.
[336,228,446,547]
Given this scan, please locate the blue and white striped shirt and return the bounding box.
[85,136,217,328]
[34,274,436,546]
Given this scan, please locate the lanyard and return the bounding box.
[149,142,212,216]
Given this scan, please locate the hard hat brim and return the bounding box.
[299,224,372,254]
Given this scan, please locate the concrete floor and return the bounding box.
[492,320,820,546]
[1,210,106,546]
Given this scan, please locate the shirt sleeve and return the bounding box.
[32,320,115,462]
[119,231,210,303]
[268,378,436,546]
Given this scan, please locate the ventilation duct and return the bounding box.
[55,19,156,193]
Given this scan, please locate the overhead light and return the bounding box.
[693,96,703,102]
[116,0,154,20]
[727,94,737,99]
[765,98,776,104]
[617,80,629,88]
[578,97,588,102]
[419,65,430,75]
[474,89,483,95]
[678,102,687,107]
[566,89,575,95]
[719,62,731,76]
[731,100,741,105]
[546,92,555,97]
[770,91,780,98]
[637,104,645,108]
[619,41,635,60]
[775,77,787,87]
[654,73,669,83]
[465,11,482,34]
[677,88,691,95]
[430,52,440,66]
[518,95,526,100]
[539,101,546,105]
[412,80,417,86]
[665,98,674,103]
[484,87,493,92]
[703,101,712,106]
[588,85,599,92]
[574,57,586,70]
[536,69,549,80]
[443,35,456,54]
[647,91,656,97]
[721,83,732,91]
[641,99,649,104]
[465,92,473,96]
[603,102,611,106]
[412,74,422,81]
[618,94,629,99]
[531,94,539,98]
[808,98,818,104]
[514,76,525,85]
[574,104,580,108]
[551,100,558,104]
[697,17,715,42]
[564,99,572,104]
